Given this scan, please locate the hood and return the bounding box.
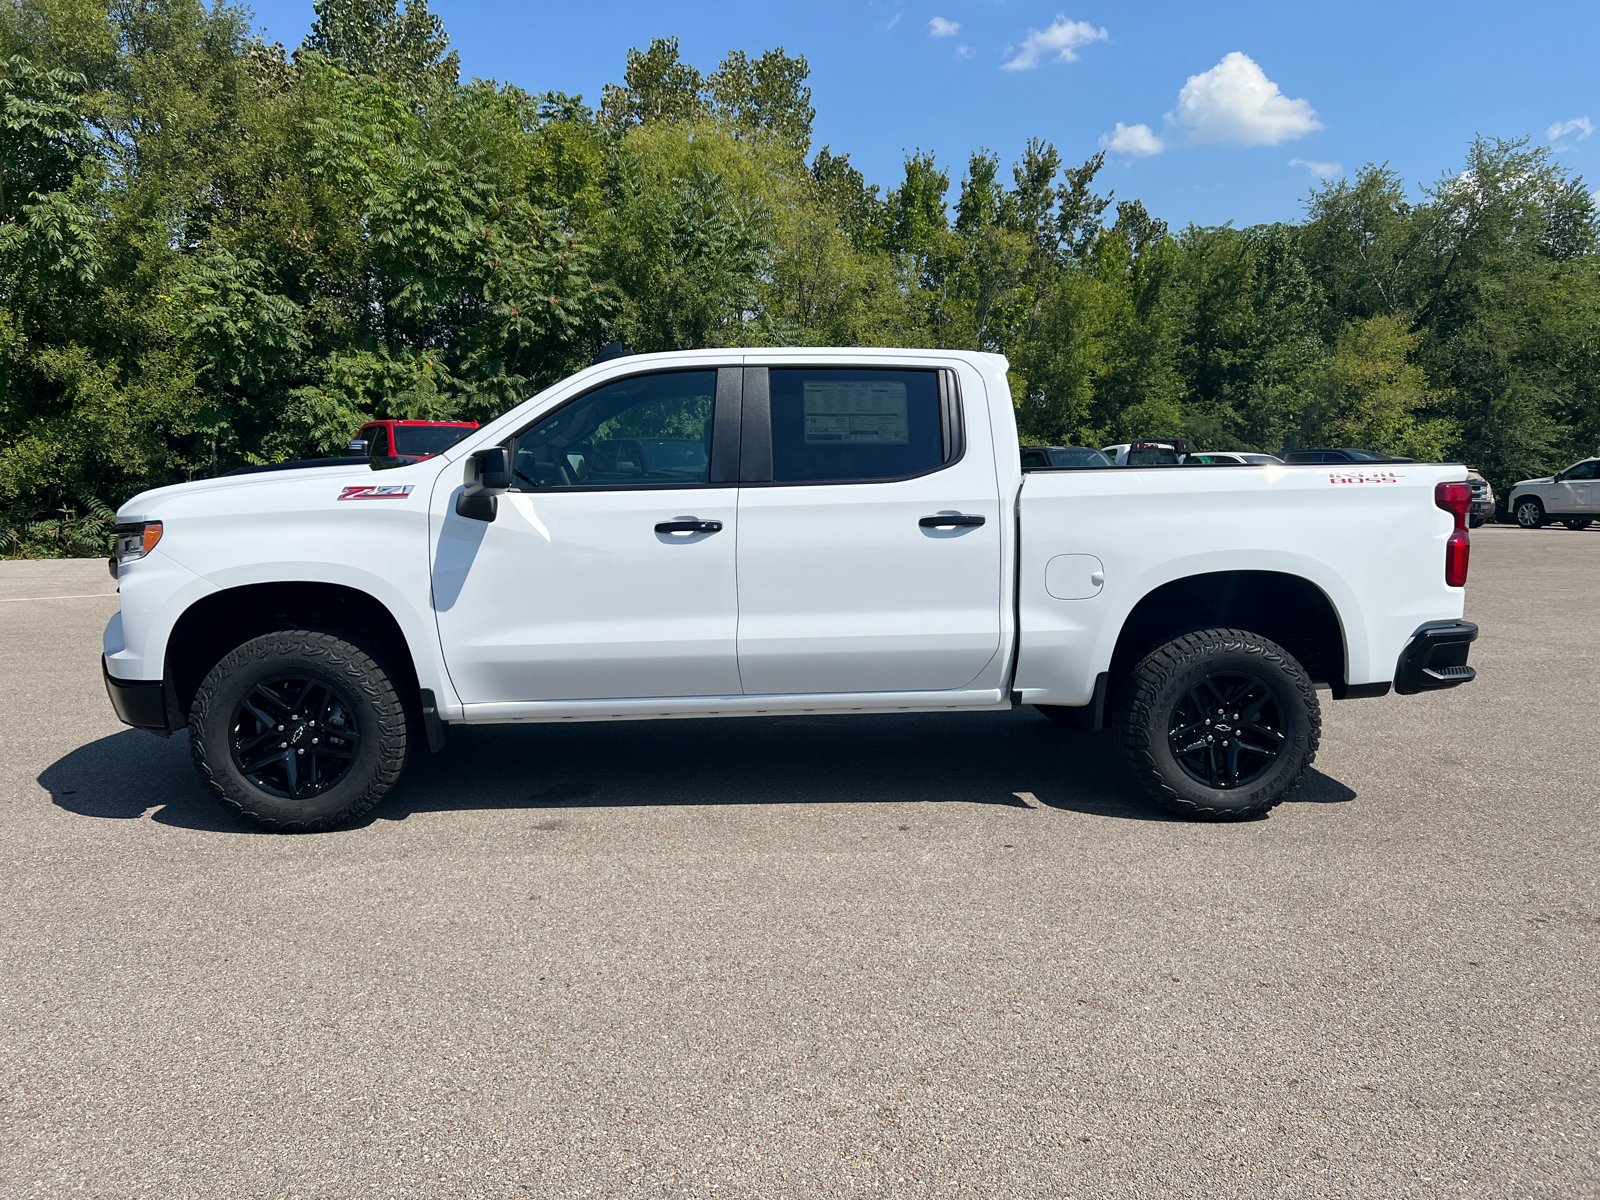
[1512,476,1554,490]
[115,460,390,522]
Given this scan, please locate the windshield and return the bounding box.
[1127,445,1180,465]
[391,424,475,456]
[1341,449,1388,461]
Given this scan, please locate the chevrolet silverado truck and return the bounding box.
[102,348,1479,831]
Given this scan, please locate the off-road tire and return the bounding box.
[1514,497,1545,528]
[1562,517,1591,531]
[1115,627,1320,822]
[189,631,408,832]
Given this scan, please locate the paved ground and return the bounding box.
[0,525,1596,1200]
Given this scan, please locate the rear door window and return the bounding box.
[766,368,950,484]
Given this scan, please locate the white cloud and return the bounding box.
[1001,16,1108,71]
[1547,116,1593,143]
[1289,157,1342,179]
[956,44,975,59]
[928,16,960,37]
[1169,52,1321,146]
[1100,122,1164,157]
[885,12,903,31]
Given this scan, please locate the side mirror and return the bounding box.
[476,446,512,491]
[456,446,511,522]
[347,438,368,457]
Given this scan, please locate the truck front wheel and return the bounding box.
[188,631,408,832]
[1115,628,1320,821]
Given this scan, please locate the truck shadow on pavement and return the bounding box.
[41,708,1356,832]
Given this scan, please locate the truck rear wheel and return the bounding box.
[188,631,408,832]
[1114,628,1320,821]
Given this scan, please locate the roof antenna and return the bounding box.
[593,341,633,364]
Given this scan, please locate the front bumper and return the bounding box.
[103,656,175,737]
[1393,621,1478,695]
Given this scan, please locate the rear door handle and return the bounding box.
[655,519,724,535]
[919,513,985,529]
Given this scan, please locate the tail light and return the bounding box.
[1435,481,1471,587]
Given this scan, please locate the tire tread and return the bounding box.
[188,631,407,832]
[1114,627,1321,822]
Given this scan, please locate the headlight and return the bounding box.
[114,521,163,564]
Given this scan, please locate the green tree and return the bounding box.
[599,37,704,132]
[302,0,458,90]
[705,47,813,156]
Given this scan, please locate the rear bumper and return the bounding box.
[102,656,175,736]
[1393,620,1478,695]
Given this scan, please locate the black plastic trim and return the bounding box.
[418,688,448,753]
[1336,681,1393,700]
[738,366,773,483]
[710,367,743,484]
[1088,671,1108,732]
[1393,620,1479,696]
[103,656,173,737]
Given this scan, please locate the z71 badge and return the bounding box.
[338,484,415,500]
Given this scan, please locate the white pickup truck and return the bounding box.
[102,349,1479,831]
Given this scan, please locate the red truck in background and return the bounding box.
[354,419,479,460]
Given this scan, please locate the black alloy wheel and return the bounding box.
[1515,498,1545,528]
[230,675,361,799]
[190,630,407,831]
[1115,627,1319,821]
[1165,673,1285,790]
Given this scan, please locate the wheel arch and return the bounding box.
[1108,570,1348,696]
[165,582,422,719]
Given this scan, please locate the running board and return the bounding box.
[457,688,1009,725]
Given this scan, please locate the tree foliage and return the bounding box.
[1,0,1596,554]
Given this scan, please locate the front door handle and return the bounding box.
[655,519,724,535]
[919,513,985,529]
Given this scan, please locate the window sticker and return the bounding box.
[802,380,909,445]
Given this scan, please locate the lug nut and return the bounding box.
[279,742,287,748]
[277,724,284,731]
[297,748,304,755]
[311,738,318,745]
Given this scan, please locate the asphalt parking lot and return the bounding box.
[1,524,1596,1199]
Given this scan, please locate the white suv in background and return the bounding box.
[1508,458,1598,530]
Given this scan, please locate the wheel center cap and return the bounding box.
[290,724,308,744]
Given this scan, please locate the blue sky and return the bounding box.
[245,0,1600,229]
